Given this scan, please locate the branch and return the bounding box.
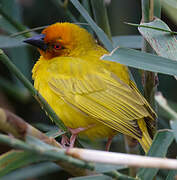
[0,49,67,132]
[67,148,177,170]
[141,0,158,109]
[0,108,94,176]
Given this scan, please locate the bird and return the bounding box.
[24,22,156,153]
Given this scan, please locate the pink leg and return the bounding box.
[69,134,77,148]
[61,134,70,148]
[68,125,95,148]
[68,127,88,148]
[106,136,114,151]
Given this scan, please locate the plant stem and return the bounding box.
[70,0,113,51]
[141,0,158,109]
[67,148,177,170]
[90,0,112,39]
[0,7,30,38]
[154,0,161,18]
[0,134,93,170]
[0,49,67,132]
[0,108,92,176]
[51,0,77,22]
[104,171,135,180]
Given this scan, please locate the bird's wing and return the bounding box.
[48,59,156,139]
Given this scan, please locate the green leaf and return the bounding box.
[154,0,161,18]
[102,47,177,76]
[33,123,58,132]
[90,0,111,39]
[0,150,47,177]
[70,0,113,51]
[112,35,142,49]
[138,18,177,61]
[45,128,66,138]
[69,175,112,180]
[166,170,177,180]
[69,173,135,180]
[0,1,29,37]
[170,120,177,142]
[95,163,127,173]
[126,22,177,35]
[0,162,60,180]
[137,130,174,180]
[0,35,25,48]
[0,0,21,33]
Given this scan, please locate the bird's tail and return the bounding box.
[138,118,152,153]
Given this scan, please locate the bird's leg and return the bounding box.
[106,136,114,151]
[68,124,95,148]
[61,134,70,148]
[61,128,86,148]
[68,127,88,148]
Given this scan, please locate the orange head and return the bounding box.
[24,22,95,59]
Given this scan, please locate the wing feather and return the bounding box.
[48,59,156,139]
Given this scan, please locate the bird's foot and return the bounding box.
[68,127,89,148]
[67,125,95,148]
[61,134,70,148]
[61,125,95,148]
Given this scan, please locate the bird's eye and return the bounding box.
[53,44,62,50]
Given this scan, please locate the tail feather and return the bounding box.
[138,118,153,153]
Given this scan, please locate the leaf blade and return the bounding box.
[70,0,113,51]
[137,130,174,180]
[138,18,177,61]
[102,47,177,76]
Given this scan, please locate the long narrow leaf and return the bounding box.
[70,0,113,51]
[69,175,112,180]
[0,36,25,48]
[166,169,177,180]
[112,35,143,49]
[137,130,174,180]
[102,47,177,76]
[0,162,60,180]
[0,150,47,177]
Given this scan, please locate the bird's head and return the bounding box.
[24,22,96,59]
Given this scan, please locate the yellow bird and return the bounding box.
[24,22,156,153]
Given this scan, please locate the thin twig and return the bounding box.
[0,50,67,131]
[141,0,157,109]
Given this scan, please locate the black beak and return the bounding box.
[23,34,47,51]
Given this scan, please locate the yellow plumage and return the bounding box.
[31,22,156,153]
